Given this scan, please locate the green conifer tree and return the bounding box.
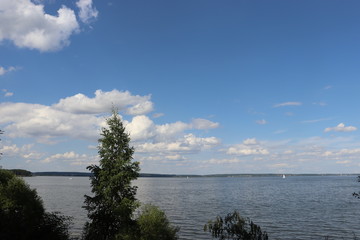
[83,110,140,240]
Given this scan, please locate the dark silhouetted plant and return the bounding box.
[0,169,72,240]
[204,210,268,240]
[353,176,360,199]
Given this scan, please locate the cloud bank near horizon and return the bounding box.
[0,90,358,174]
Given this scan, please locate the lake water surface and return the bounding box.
[25,176,360,240]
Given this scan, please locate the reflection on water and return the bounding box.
[25,176,360,240]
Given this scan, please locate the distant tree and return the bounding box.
[83,110,140,240]
[10,169,32,177]
[0,169,71,240]
[204,211,268,240]
[135,204,179,240]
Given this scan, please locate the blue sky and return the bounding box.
[1,0,360,174]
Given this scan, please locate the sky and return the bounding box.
[1,0,360,174]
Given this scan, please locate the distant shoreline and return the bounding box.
[31,171,360,178]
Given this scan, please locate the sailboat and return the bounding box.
[282,174,286,179]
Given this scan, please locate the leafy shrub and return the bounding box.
[0,169,72,240]
[204,210,268,240]
[136,204,179,240]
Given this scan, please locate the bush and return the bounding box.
[204,210,268,240]
[0,169,72,240]
[136,204,179,240]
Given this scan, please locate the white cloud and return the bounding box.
[76,0,98,23]
[204,158,242,164]
[136,134,220,155]
[243,138,258,145]
[126,101,154,115]
[2,89,14,97]
[0,102,104,143]
[4,92,13,97]
[137,154,187,162]
[0,0,80,52]
[126,115,156,141]
[324,123,357,133]
[42,151,86,163]
[0,66,16,76]
[41,150,98,166]
[0,143,43,160]
[190,118,219,130]
[336,160,351,164]
[268,163,292,169]
[0,89,154,143]
[273,102,302,108]
[225,138,269,156]
[53,89,153,115]
[0,89,220,164]
[256,119,267,125]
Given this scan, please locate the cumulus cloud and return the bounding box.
[126,115,156,141]
[0,89,156,142]
[42,151,87,163]
[225,138,269,156]
[40,150,98,166]
[324,123,357,133]
[243,138,258,145]
[53,90,153,115]
[0,89,220,164]
[1,103,104,143]
[0,66,16,76]
[137,154,187,162]
[0,143,43,160]
[204,158,242,164]
[136,134,220,154]
[273,102,302,108]
[76,0,98,23]
[125,116,219,142]
[0,0,81,52]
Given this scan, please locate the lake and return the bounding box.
[25,175,360,240]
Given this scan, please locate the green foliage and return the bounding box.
[204,211,268,240]
[136,204,179,240]
[0,169,71,240]
[83,110,140,240]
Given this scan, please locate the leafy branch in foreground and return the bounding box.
[204,210,268,240]
[353,176,360,199]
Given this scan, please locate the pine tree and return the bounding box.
[83,110,140,240]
